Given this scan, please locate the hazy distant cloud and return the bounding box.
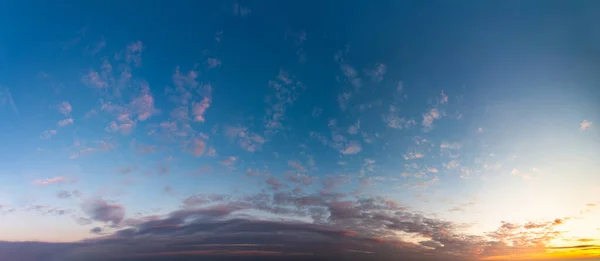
[365,63,387,83]
[337,92,351,110]
[192,138,206,156]
[439,90,448,104]
[347,120,360,135]
[56,190,73,199]
[82,70,108,88]
[264,69,301,133]
[57,101,72,115]
[312,107,322,118]
[40,129,57,139]
[125,41,143,66]
[580,120,592,130]
[207,57,222,69]
[233,2,251,17]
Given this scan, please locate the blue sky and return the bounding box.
[0,1,599,260]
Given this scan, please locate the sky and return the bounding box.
[0,1,600,261]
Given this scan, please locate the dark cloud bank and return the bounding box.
[0,192,586,261]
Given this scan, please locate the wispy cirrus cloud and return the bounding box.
[33,176,73,186]
[0,86,20,117]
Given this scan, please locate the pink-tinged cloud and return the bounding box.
[131,83,157,121]
[192,97,211,122]
[40,129,57,139]
[33,176,69,186]
[58,118,74,127]
[192,138,206,156]
[580,120,592,130]
[126,41,143,66]
[57,101,72,115]
[82,70,108,88]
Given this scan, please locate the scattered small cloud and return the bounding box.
[40,129,57,139]
[57,101,72,115]
[207,57,222,69]
[365,63,387,83]
[581,120,592,130]
[219,156,238,166]
[58,118,74,127]
[340,141,362,155]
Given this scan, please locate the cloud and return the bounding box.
[0,86,20,117]
[340,141,362,155]
[403,152,424,161]
[191,138,206,156]
[233,2,251,17]
[82,70,108,88]
[347,120,360,135]
[312,107,322,118]
[33,176,71,186]
[58,101,72,115]
[90,227,103,234]
[365,63,387,83]
[581,120,593,130]
[219,156,238,166]
[82,198,125,225]
[58,118,74,127]
[130,83,157,121]
[125,41,143,66]
[207,57,222,68]
[337,92,352,110]
[383,106,415,129]
[422,108,440,131]
[225,126,266,152]
[40,129,57,139]
[192,97,211,122]
[0,191,582,261]
[57,190,73,199]
[264,69,301,132]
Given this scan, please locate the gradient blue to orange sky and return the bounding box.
[0,1,599,261]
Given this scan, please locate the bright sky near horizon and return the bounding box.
[0,1,599,261]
